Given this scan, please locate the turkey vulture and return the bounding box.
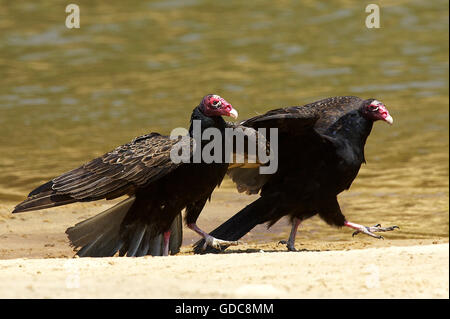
[12,94,240,257]
[193,96,399,253]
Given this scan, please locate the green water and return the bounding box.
[0,0,448,239]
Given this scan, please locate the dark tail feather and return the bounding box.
[137,230,154,257]
[193,196,275,254]
[66,197,183,257]
[66,196,135,257]
[169,213,183,255]
[136,213,183,256]
[126,224,147,257]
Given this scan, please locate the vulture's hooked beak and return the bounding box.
[229,108,239,119]
[384,114,394,125]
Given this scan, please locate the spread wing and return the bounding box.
[240,106,319,135]
[51,133,190,199]
[13,133,193,213]
[226,106,333,195]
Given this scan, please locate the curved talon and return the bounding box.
[278,240,296,251]
[351,224,399,239]
[202,241,218,251]
[352,229,383,239]
[202,236,241,251]
[286,244,297,252]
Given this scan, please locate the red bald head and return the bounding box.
[200,94,238,119]
[361,99,393,125]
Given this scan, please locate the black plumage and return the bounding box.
[13,94,239,257]
[193,96,398,253]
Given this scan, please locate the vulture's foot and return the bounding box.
[278,218,302,251]
[188,223,241,251]
[346,222,399,239]
[202,235,240,251]
[278,240,297,252]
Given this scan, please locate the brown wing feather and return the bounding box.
[51,133,190,200]
[13,133,193,213]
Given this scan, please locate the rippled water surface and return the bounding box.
[0,0,448,240]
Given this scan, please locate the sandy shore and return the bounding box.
[0,243,447,298]
[0,191,448,299]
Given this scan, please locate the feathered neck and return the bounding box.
[324,109,373,162]
[188,106,227,136]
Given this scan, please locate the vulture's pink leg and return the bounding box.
[188,223,241,250]
[279,218,302,251]
[344,221,399,239]
[162,230,171,256]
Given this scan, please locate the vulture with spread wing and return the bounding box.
[13,94,240,257]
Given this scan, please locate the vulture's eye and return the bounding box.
[211,99,221,108]
[370,104,379,112]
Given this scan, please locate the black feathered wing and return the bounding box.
[226,106,335,195]
[13,133,192,213]
[240,106,319,135]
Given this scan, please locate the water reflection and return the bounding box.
[0,0,447,241]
